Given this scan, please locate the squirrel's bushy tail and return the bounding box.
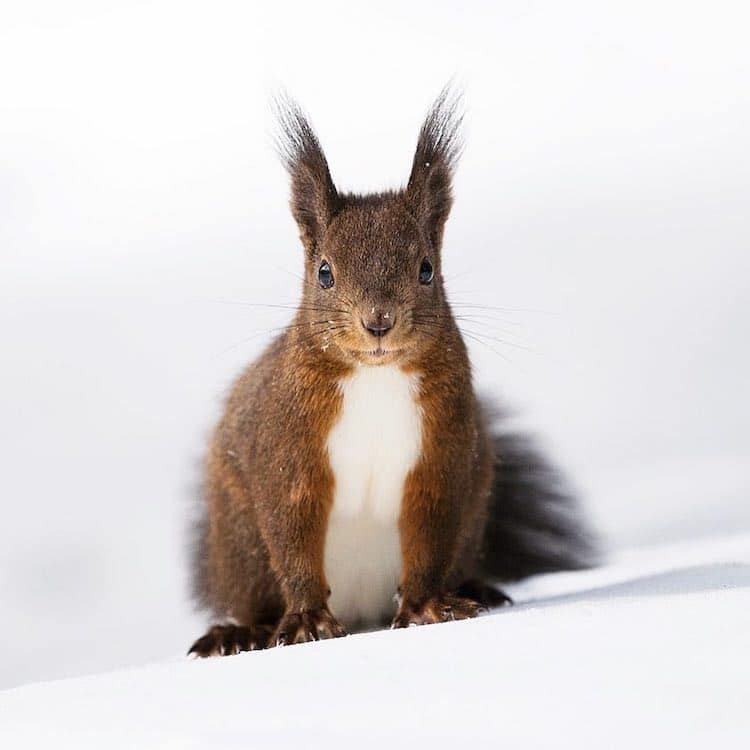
[479,424,598,582]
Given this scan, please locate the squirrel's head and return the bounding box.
[276,88,462,366]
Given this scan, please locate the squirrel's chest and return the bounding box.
[324,364,423,628]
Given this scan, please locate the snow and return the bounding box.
[2,533,748,748]
[1,0,749,744]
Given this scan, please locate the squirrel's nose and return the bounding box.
[362,311,394,338]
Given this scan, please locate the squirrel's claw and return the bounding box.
[188,624,274,658]
[275,608,347,646]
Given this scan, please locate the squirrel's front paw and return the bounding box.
[275,607,347,646]
[391,593,485,629]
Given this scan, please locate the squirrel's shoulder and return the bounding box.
[224,331,348,412]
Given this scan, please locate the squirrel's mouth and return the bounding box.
[348,345,404,363]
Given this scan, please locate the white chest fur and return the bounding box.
[324,364,422,629]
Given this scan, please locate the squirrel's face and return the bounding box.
[301,199,446,366]
[277,89,462,366]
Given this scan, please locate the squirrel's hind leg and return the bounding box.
[390,582,512,629]
[455,579,513,609]
[187,623,276,658]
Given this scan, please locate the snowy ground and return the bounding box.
[2,533,748,748]
[2,1,749,745]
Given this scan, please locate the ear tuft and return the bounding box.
[406,86,464,250]
[274,94,340,255]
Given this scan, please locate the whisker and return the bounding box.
[205,299,351,316]
[452,313,524,328]
[213,319,347,357]
[455,327,537,354]
[278,325,351,352]
[272,266,360,310]
[447,301,557,315]
[411,315,531,360]
[458,330,513,363]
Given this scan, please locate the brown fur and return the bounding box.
[189,88,592,657]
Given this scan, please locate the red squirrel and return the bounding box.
[189,89,593,656]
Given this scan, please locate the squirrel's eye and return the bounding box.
[419,258,434,285]
[318,260,334,289]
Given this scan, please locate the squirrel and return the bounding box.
[188,89,593,656]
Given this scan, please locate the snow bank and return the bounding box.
[2,534,748,749]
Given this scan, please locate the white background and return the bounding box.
[1,0,748,690]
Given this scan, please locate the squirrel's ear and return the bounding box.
[275,96,340,256]
[405,87,463,251]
